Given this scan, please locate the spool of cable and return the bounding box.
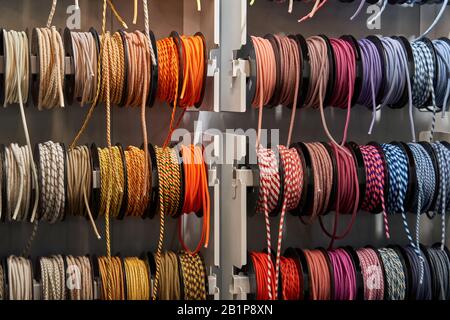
[303,249,331,300]
[31,27,65,109]
[250,251,276,300]
[304,36,329,110]
[36,141,66,223]
[65,255,94,300]
[403,246,432,300]
[98,256,125,300]
[40,255,66,300]
[98,146,124,219]
[123,257,150,300]
[356,247,384,300]
[179,144,210,254]
[408,143,436,278]
[327,248,357,300]
[7,256,33,300]
[178,251,207,300]
[411,40,438,139]
[357,38,383,134]
[359,144,389,235]
[378,248,406,300]
[381,143,422,261]
[67,30,99,106]
[320,144,359,249]
[378,37,415,140]
[123,146,150,218]
[66,146,100,238]
[280,255,301,300]
[426,246,450,300]
[300,142,334,222]
[156,251,182,300]
[433,39,450,113]
[4,144,34,222]
[152,147,182,299]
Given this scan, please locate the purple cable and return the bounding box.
[328,248,357,300]
[357,39,382,134]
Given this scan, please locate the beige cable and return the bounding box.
[71,31,98,106]
[3,30,39,223]
[7,256,33,300]
[66,255,93,300]
[157,251,181,300]
[35,27,65,109]
[40,255,65,300]
[67,146,101,238]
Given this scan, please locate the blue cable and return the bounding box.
[433,39,450,116]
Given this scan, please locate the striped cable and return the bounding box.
[360,145,389,238]
[411,41,437,138]
[378,248,406,300]
[381,144,421,260]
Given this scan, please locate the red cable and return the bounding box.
[280,256,302,300]
[250,252,276,300]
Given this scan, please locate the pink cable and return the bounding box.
[328,248,357,300]
[356,248,384,300]
[298,0,328,22]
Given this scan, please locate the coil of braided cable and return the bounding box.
[178,251,207,300]
[280,256,301,300]
[378,248,406,300]
[98,256,125,300]
[153,147,182,299]
[38,141,65,223]
[98,146,124,219]
[356,248,384,300]
[40,255,65,300]
[359,145,389,238]
[124,146,150,217]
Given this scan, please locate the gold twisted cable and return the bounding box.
[124,146,150,217]
[98,146,124,219]
[152,147,181,299]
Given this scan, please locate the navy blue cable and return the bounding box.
[404,245,432,300]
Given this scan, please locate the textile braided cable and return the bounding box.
[378,248,406,300]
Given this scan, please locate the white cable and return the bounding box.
[3,30,39,223]
[8,256,33,300]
